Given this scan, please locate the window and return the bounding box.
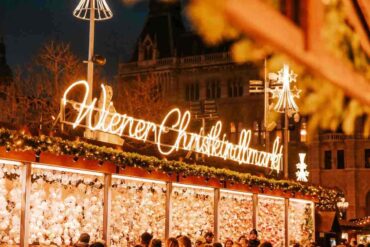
[206,79,221,99]
[185,82,200,101]
[228,77,244,97]
[365,149,370,168]
[230,122,237,143]
[300,122,307,143]
[253,121,260,145]
[337,150,345,169]
[324,151,332,169]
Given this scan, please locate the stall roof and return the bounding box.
[316,211,341,233]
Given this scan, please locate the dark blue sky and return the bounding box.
[0,0,151,78]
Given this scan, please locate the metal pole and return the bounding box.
[87,0,95,104]
[103,174,112,245]
[165,182,173,240]
[283,109,289,178]
[20,162,31,247]
[264,58,270,152]
[214,188,220,242]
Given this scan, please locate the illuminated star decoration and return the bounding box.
[296,153,309,182]
[270,64,301,113]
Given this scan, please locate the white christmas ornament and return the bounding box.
[296,153,309,182]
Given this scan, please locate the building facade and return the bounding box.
[308,131,370,220]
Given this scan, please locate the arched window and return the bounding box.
[228,77,244,97]
[206,79,221,99]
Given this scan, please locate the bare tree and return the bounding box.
[13,41,85,132]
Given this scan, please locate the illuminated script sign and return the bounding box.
[61,80,283,172]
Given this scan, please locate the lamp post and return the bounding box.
[269,65,301,178]
[337,197,349,220]
[73,0,113,103]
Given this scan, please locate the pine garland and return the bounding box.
[0,128,342,210]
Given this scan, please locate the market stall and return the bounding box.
[0,128,342,247]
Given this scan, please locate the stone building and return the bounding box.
[308,130,370,220]
[117,0,301,151]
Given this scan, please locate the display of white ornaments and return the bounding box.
[171,186,214,241]
[110,178,166,247]
[257,197,285,247]
[0,164,21,245]
[289,201,314,246]
[219,192,253,242]
[29,168,104,245]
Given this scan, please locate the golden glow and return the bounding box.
[62,81,284,172]
[32,163,104,177]
[0,160,22,166]
[111,174,166,185]
[172,183,214,191]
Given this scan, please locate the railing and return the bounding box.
[319,133,346,141]
[119,52,233,73]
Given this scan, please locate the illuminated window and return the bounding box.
[337,150,345,169]
[300,122,307,142]
[230,122,237,143]
[365,149,370,168]
[324,151,332,169]
[185,82,200,101]
[230,122,236,133]
[253,121,259,145]
[206,79,221,99]
[228,77,244,97]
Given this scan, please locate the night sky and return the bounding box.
[0,0,152,78]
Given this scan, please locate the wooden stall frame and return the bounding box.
[252,193,258,229]
[165,182,173,240]
[214,188,220,242]
[285,198,289,247]
[20,162,31,247]
[103,174,112,244]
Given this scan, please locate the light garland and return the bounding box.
[110,178,166,247]
[0,128,343,210]
[171,186,214,240]
[219,190,253,242]
[257,196,285,247]
[62,81,283,172]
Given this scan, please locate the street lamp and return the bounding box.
[73,0,113,104]
[269,64,301,178]
[337,197,349,220]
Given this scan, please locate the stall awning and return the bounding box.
[316,211,341,233]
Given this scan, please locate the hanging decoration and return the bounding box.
[288,200,314,246]
[0,163,21,245]
[219,191,253,242]
[296,153,309,182]
[28,168,104,245]
[270,64,301,114]
[257,196,285,247]
[171,185,214,240]
[110,178,166,247]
